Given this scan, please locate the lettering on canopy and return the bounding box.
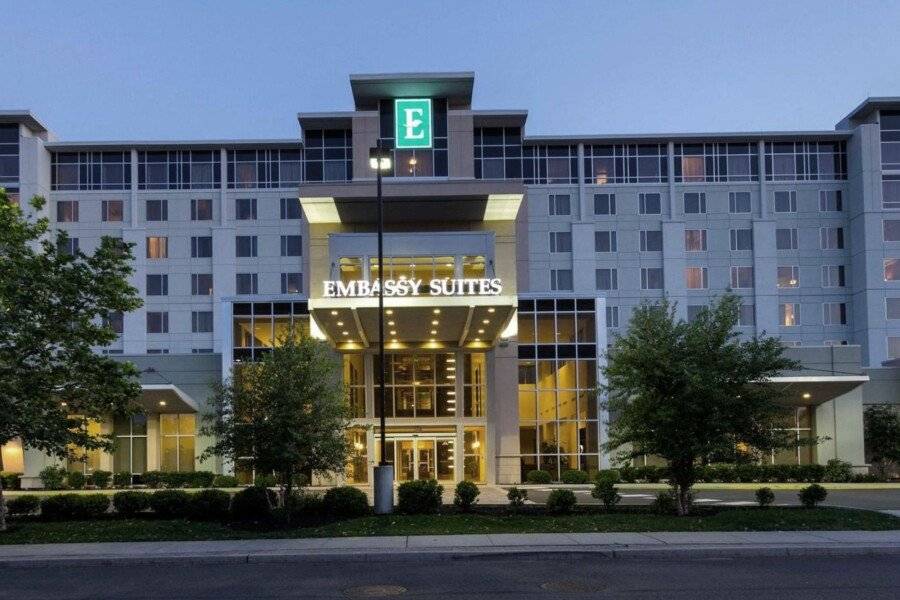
[323,278,502,298]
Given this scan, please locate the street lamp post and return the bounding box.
[369,140,393,514]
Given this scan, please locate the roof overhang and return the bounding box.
[44,139,301,152]
[137,384,201,414]
[525,130,852,145]
[764,375,869,406]
[0,110,48,134]
[350,72,475,110]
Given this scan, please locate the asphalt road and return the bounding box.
[1,555,898,599]
[522,487,900,510]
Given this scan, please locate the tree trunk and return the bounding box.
[675,482,691,516]
[0,471,6,532]
[282,467,294,526]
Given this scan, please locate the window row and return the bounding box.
[141,234,303,259]
[0,124,19,184]
[54,197,302,223]
[593,265,853,291]
[143,271,303,297]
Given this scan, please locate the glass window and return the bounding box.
[884,259,900,281]
[730,266,754,288]
[549,231,572,253]
[52,152,131,191]
[550,269,573,291]
[101,200,124,222]
[584,144,667,184]
[820,227,845,250]
[474,127,522,180]
[730,229,753,251]
[235,236,258,257]
[281,272,303,294]
[640,230,662,252]
[146,236,167,259]
[236,273,258,295]
[280,235,302,257]
[685,229,707,251]
[884,176,900,210]
[139,150,220,190]
[774,190,797,213]
[235,198,257,220]
[605,306,619,328]
[819,190,843,212]
[191,273,213,295]
[884,220,900,242]
[823,303,847,326]
[683,192,706,214]
[280,197,301,219]
[192,311,214,333]
[191,198,213,221]
[776,228,799,250]
[729,192,752,213]
[739,304,755,326]
[685,267,708,289]
[778,266,800,288]
[191,236,213,258]
[146,274,168,296]
[780,303,800,327]
[146,199,168,222]
[886,298,900,320]
[641,267,663,290]
[765,142,847,181]
[889,337,900,359]
[147,311,169,333]
[595,230,617,252]
[639,193,661,215]
[524,145,578,185]
[228,148,303,188]
[548,194,571,216]
[160,414,196,472]
[594,193,616,215]
[674,142,759,183]
[822,265,846,288]
[113,414,148,474]
[56,200,79,222]
[103,311,124,334]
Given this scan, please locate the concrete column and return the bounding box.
[491,340,520,484]
[662,221,687,321]
[594,297,611,469]
[752,221,778,335]
[757,140,768,219]
[577,143,588,221]
[667,142,676,218]
[814,387,867,469]
[571,222,596,294]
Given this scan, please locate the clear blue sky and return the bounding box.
[3,1,900,141]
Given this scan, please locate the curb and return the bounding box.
[2,543,899,567]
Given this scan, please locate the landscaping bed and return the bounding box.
[1,506,897,545]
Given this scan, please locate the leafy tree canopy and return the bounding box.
[603,294,799,514]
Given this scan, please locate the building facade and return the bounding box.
[1,72,899,487]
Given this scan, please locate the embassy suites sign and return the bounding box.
[323,278,503,298]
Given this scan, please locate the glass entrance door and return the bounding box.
[377,434,455,482]
[416,439,436,480]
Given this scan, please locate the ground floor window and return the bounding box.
[160,414,196,472]
[464,427,486,483]
[347,429,368,484]
[67,419,103,474]
[113,414,148,474]
[1,438,25,473]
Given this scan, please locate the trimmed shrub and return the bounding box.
[113,471,132,488]
[755,487,775,508]
[41,493,109,520]
[188,489,231,521]
[286,492,324,522]
[635,465,665,483]
[546,489,577,514]
[39,465,68,490]
[799,484,828,508]
[823,459,853,483]
[254,473,277,488]
[113,491,151,516]
[149,490,191,518]
[799,464,826,483]
[142,471,165,488]
[525,470,552,484]
[617,465,637,483]
[507,487,528,510]
[1,472,22,491]
[6,494,41,516]
[595,469,620,485]
[66,470,86,490]
[322,486,369,518]
[651,491,676,515]
[231,486,275,522]
[453,481,480,511]
[397,479,443,515]
[90,470,112,489]
[560,470,589,484]
[591,480,621,510]
[733,464,759,483]
[189,471,216,489]
[212,475,239,488]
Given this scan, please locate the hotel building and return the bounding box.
[2,72,899,487]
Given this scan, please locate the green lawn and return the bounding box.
[1,507,897,545]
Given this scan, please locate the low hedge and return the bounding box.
[113,471,132,488]
[231,486,276,522]
[0,471,22,491]
[141,471,216,489]
[546,489,577,514]
[212,475,238,488]
[188,489,232,521]
[113,491,151,516]
[149,490,191,518]
[90,470,113,489]
[560,470,589,484]
[525,470,552,484]
[41,494,110,520]
[608,460,864,485]
[6,494,40,516]
[66,471,86,490]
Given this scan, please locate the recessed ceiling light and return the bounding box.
[342,331,349,335]
[474,338,481,342]
[429,338,436,342]
[386,309,393,315]
[802,392,811,399]
[336,321,344,326]
[330,310,338,316]
[388,320,395,326]
[430,329,437,335]
[488,307,495,313]
[433,309,441,314]
[60,402,68,407]
[390,330,396,335]
[159,401,167,406]
[478,329,485,334]
[482,319,490,324]
[432,320,439,325]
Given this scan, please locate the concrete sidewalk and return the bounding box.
[1,531,898,566]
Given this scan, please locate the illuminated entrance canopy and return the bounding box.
[323,278,502,298]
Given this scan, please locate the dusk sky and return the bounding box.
[4,1,900,140]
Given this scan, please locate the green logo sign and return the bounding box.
[394,98,432,149]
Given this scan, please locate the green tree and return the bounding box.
[603,294,799,515]
[200,331,352,516]
[864,405,900,479]
[0,191,142,530]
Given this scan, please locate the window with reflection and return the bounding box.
[343,354,366,418]
[232,302,309,362]
[160,414,195,472]
[523,144,578,184]
[67,419,103,475]
[347,429,368,483]
[474,127,522,180]
[369,256,458,282]
[113,414,148,474]
[0,124,19,185]
[373,352,459,418]
[227,148,302,188]
[765,141,847,181]
[583,144,667,184]
[138,150,220,190]
[675,143,759,183]
[52,152,131,191]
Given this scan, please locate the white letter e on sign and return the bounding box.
[403,108,425,140]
